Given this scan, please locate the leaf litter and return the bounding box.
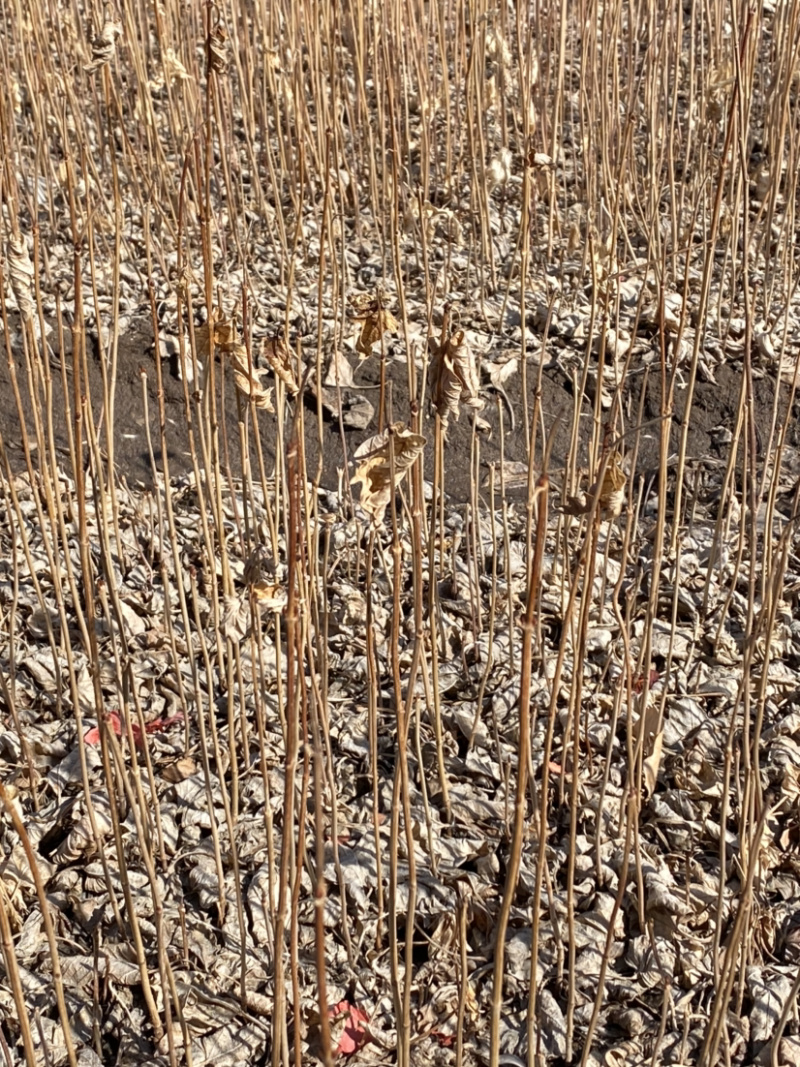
[2,1,800,1065]
[4,440,800,1066]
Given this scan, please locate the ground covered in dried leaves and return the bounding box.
[2,0,800,1065]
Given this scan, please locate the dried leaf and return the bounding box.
[354,307,398,357]
[643,730,663,798]
[6,235,35,319]
[85,13,122,74]
[262,334,298,393]
[323,349,355,387]
[228,348,275,410]
[163,47,192,85]
[431,328,484,430]
[351,422,425,525]
[591,451,627,516]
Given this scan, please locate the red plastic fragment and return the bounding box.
[84,711,184,749]
[329,999,369,1056]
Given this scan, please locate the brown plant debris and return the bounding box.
[262,334,299,393]
[84,11,122,73]
[351,422,426,524]
[430,319,484,430]
[350,291,399,357]
[197,309,275,409]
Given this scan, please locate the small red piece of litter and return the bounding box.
[83,711,123,745]
[633,668,661,694]
[329,1000,369,1056]
[84,711,184,749]
[143,713,184,735]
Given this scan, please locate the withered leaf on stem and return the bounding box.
[84,13,122,74]
[355,307,398,357]
[262,334,299,393]
[560,452,627,518]
[350,291,398,358]
[6,235,35,319]
[196,309,275,410]
[595,451,627,516]
[430,328,483,430]
[194,307,229,362]
[227,347,275,411]
[351,422,426,525]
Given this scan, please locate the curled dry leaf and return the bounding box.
[196,310,275,409]
[351,292,399,358]
[324,349,355,387]
[430,328,484,430]
[6,235,35,319]
[85,13,123,73]
[351,422,426,525]
[163,47,192,85]
[596,451,627,516]
[262,334,298,393]
[227,347,275,410]
[207,20,228,74]
[251,580,287,612]
[194,307,231,362]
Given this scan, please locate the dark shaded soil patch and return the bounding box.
[2,315,796,505]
